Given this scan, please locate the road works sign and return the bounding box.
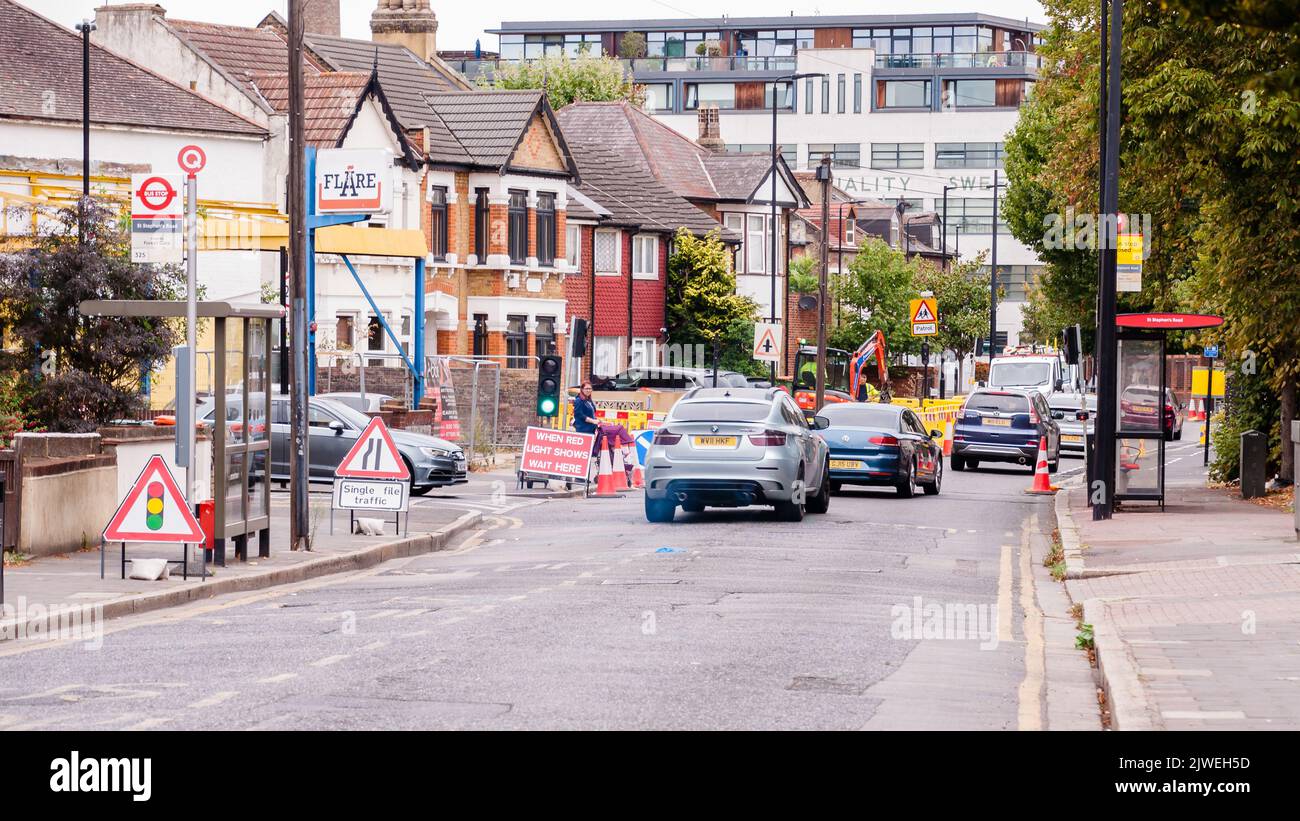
[753,322,782,363]
[335,416,410,480]
[333,477,409,513]
[910,297,938,336]
[130,174,184,264]
[104,455,203,543]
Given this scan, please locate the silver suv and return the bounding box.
[643,388,831,523]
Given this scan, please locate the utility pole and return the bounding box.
[1093,0,1123,520]
[287,0,311,550]
[941,184,956,263]
[986,169,1003,358]
[814,157,831,411]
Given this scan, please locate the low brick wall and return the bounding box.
[11,433,118,558]
[317,365,412,403]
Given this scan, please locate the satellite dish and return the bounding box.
[798,295,818,311]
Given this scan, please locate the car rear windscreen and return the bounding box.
[671,402,771,422]
[820,406,900,429]
[967,393,1031,414]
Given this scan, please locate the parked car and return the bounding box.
[318,392,396,414]
[951,388,1061,472]
[642,387,830,522]
[605,366,750,391]
[1120,385,1184,441]
[814,402,943,496]
[1048,393,1096,457]
[196,394,466,494]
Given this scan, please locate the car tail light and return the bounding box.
[748,429,787,446]
[653,429,681,445]
[869,434,899,447]
[1029,410,1040,425]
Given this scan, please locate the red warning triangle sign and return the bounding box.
[754,326,780,357]
[335,416,410,480]
[104,455,204,543]
[912,300,936,324]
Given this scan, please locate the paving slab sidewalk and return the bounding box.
[0,486,493,642]
[1057,469,1299,730]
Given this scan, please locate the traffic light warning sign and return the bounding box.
[103,455,204,543]
[336,416,410,480]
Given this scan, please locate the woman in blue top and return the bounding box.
[572,381,599,435]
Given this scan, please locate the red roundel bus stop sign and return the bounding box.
[1116,313,1224,330]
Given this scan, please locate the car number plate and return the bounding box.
[1133,405,1155,414]
[983,417,1012,427]
[692,436,737,448]
[1061,434,1083,443]
[830,459,864,470]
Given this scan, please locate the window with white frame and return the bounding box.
[593,336,623,376]
[594,229,620,274]
[630,338,658,369]
[632,235,659,278]
[746,214,766,273]
[566,223,581,268]
[724,213,744,271]
[844,219,855,246]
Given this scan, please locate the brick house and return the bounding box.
[556,137,730,380]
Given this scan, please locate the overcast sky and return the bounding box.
[26,0,1048,52]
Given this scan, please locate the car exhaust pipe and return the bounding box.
[1017,456,1028,465]
[676,492,689,503]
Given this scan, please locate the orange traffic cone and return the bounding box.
[611,445,630,491]
[592,446,620,498]
[627,445,645,488]
[942,418,954,457]
[1024,436,1058,495]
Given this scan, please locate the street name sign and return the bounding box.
[1116,313,1223,330]
[1117,232,1143,293]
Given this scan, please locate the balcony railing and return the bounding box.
[874,51,1044,69]
[622,56,798,73]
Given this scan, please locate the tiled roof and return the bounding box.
[248,72,369,148]
[167,17,326,94]
[568,141,727,239]
[424,90,557,170]
[701,153,775,202]
[0,0,264,136]
[305,33,463,131]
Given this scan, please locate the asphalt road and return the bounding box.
[0,456,1072,730]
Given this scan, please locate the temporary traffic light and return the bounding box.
[537,355,562,417]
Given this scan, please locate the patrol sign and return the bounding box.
[910,297,938,336]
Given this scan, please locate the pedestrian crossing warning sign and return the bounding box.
[335,416,410,480]
[103,455,204,543]
[910,297,938,336]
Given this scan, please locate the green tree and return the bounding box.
[829,238,921,357]
[915,251,991,388]
[666,228,762,376]
[0,201,184,431]
[617,33,647,59]
[787,255,818,295]
[485,54,644,110]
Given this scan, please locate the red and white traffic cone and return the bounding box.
[611,445,630,491]
[592,446,620,497]
[942,418,954,457]
[630,445,646,489]
[1024,436,1058,495]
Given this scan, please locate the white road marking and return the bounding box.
[997,544,1014,644]
[257,673,298,684]
[438,616,466,626]
[390,609,428,619]
[1161,710,1246,720]
[363,609,403,620]
[311,654,350,668]
[127,717,172,730]
[1141,668,1213,677]
[360,640,389,651]
[506,595,528,601]
[188,691,238,709]
[1017,520,1044,732]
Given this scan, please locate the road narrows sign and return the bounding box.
[753,322,782,363]
[335,416,410,480]
[910,297,938,336]
[104,455,204,543]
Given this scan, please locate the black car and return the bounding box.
[814,402,944,496]
[952,388,1062,472]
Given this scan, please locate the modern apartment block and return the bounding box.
[474,13,1046,347]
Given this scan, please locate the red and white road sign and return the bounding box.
[177,144,207,176]
[520,427,595,480]
[132,175,181,217]
[335,416,410,480]
[752,322,781,363]
[104,455,204,543]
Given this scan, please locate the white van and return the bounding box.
[986,353,1066,398]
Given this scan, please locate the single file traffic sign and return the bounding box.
[335,416,410,480]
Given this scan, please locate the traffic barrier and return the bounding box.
[592,447,620,498]
[1024,436,1058,495]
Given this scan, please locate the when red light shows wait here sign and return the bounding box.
[520,427,596,479]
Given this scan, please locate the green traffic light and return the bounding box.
[539,397,557,415]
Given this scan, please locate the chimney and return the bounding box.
[371,0,438,63]
[697,104,725,152]
[304,0,341,37]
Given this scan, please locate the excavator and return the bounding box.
[791,330,891,413]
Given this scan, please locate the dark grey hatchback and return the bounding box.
[951,388,1062,473]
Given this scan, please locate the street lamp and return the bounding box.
[75,19,95,242]
[770,71,826,381]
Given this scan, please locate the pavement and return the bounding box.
[0,453,1100,730]
[1058,420,1300,730]
[0,472,538,641]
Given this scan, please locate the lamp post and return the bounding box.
[75,19,95,242]
[984,170,1004,358]
[941,183,957,262]
[771,71,826,381]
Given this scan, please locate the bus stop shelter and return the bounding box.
[80,300,282,564]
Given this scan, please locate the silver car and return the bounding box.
[1049,393,1096,457]
[642,387,831,523]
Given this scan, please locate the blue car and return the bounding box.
[814,402,943,497]
[951,388,1061,472]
